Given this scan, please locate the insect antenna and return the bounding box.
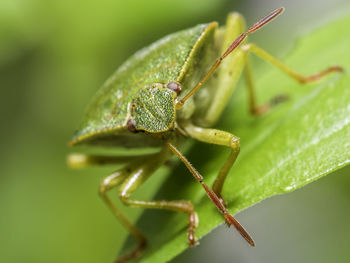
[176,7,284,108]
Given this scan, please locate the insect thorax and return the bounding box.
[130,83,178,133]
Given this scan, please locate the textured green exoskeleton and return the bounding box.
[68,8,342,263]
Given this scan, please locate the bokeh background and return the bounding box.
[1,0,349,263]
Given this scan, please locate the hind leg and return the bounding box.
[242,43,343,115]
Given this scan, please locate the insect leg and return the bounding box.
[182,123,240,202]
[166,141,254,247]
[244,54,289,115]
[241,43,343,115]
[70,151,166,263]
[99,168,147,263]
[200,12,246,126]
[118,150,199,247]
[67,152,157,168]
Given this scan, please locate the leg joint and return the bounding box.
[229,136,240,152]
[118,191,129,204]
[98,178,109,196]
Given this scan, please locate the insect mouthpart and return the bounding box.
[166,81,182,96]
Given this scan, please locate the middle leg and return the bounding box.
[117,150,199,246]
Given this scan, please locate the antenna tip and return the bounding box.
[224,213,255,247]
[277,7,285,14]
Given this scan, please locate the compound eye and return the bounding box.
[127,118,139,133]
[167,81,182,95]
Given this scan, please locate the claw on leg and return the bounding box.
[188,211,199,246]
[114,241,147,263]
[252,93,290,115]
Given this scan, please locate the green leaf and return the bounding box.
[122,14,350,262]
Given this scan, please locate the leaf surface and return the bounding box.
[122,14,350,263]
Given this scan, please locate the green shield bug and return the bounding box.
[67,7,343,263]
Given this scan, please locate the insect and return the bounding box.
[67,7,342,263]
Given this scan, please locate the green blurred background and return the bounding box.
[1,0,349,262]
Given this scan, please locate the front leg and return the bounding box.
[182,123,240,202]
[202,12,246,126]
[166,140,254,247]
